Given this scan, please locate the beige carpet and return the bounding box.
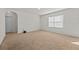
[1,31,79,50]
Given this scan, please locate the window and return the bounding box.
[48,16,54,27]
[48,15,64,28]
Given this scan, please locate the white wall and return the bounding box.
[17,11,40,33]
[0,9,5,44]
[40,9,79,37]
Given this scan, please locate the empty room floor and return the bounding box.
[1,31,79,50]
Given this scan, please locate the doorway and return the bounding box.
[5,11,18,33]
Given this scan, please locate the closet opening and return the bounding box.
[5,11,18,34]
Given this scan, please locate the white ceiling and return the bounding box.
[39,8,66,15]
[5,8,66,15]
[5,8,39,15]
